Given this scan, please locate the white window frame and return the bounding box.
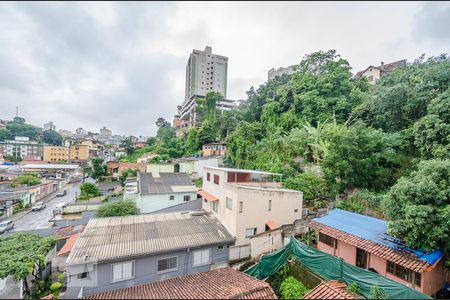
[192,249,210,267]
[212,201,218,213]
[111,261,134,283]
[226,197,233,210]
[156,256,178,273]
[245,228,257,238]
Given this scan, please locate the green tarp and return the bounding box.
[245,238,431,299]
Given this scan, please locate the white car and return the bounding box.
[32,202,46,211]
[0,220,14,234]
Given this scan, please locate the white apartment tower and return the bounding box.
[178,46,234,129]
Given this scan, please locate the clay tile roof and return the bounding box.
[198,189,219,202]
[303,280,358,299]
[53,225,86,240]
[309,220,430,272]
[57,233,80,256]
[266,220,279,230]
[83,268,277,299]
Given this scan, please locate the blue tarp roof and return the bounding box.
[314,209,444,265]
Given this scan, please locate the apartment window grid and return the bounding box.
[319,232,336,248]
[386,261,421,287]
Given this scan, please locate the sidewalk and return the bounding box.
[8,184,74,223]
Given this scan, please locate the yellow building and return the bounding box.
[69,144,89,161]
[43,145,69,162]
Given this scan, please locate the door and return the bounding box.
[356,248,368,269]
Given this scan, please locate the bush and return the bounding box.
[279,276,309,299]
[79,183,100,200]
[50,282,62,293]
[347,281,360,294]
[15,174,41,186]
[96,200,138,218]
[370,284,387,299]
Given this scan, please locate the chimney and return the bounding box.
[380,61,385,70]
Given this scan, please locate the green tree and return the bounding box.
[96,200,138,218]
[185,128,200,154]
[384,159,450,255]
[0,233,57,298]
[279,276,309,299]
[4,154,22,162]
[0,128,12,141]
[155,117,171,128]
[79,183,100,199]
[146,137,157,147]
[6,119,42,141]
[119,169,137,186]
[91,158,107,179]
[197,120,217,147]
[283,172,328,207]
[321,122,401,193]
[42,130,62,146]
[120,137,135,156]
[15,174,41,186]
[225,121,263,168]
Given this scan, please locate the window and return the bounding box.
[368,75,374,82]
[386,261,420,286]
[217,245,224,251]
[193,249,210,267]
[245,228,257,238]
[157,256,178,273]
[212,201,218,213]
[226,197,233,210]
[112,261,134,282]
[77,272,88,279]
[169,195,175,200]
[207,173,210,182]
[268,200,272,211]
[239,201,243,213]
[319,233,336,247]
[183,195,191,202]
[214,174,219,185]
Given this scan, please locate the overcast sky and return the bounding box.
[1,1,449,136]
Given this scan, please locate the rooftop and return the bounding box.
[309,209,444,272]
[66,212,234,265]
[303,280,357,299]
[138,172,196,195]
[204,166,282,176]
[22,164,80,170]
[83,268,276,299]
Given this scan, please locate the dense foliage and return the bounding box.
[0,233,57,298]
[79,182,101,200]
[279,276,310,299]
[96,200,138,218]
[91,158,108,180]
[15,174,41,186]
[42,130,62,146]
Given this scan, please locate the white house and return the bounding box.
[124,172,198,214]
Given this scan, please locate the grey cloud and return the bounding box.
[413,2,450,46]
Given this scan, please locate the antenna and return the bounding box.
[15,106,19,118]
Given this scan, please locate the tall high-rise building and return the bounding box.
[43,121,56,131]
[99,126,112,136]
[177,46,235,129]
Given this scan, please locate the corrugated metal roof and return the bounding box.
[66,212,234,265]
[139,172,194,195]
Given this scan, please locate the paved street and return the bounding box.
[10,178,94,232]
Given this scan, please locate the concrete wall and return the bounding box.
[150,198,202,214]
[137,192,198,214]
[145,164,175,173]
[250,229,283,259]
[66,243,232,298]
[360,67,381,84]
[53,211,96,227]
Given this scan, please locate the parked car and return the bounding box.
[32,202,46,211]
[56,190,67,197]
[0,220,14,234]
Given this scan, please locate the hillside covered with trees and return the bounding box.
[140,50,449,257]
